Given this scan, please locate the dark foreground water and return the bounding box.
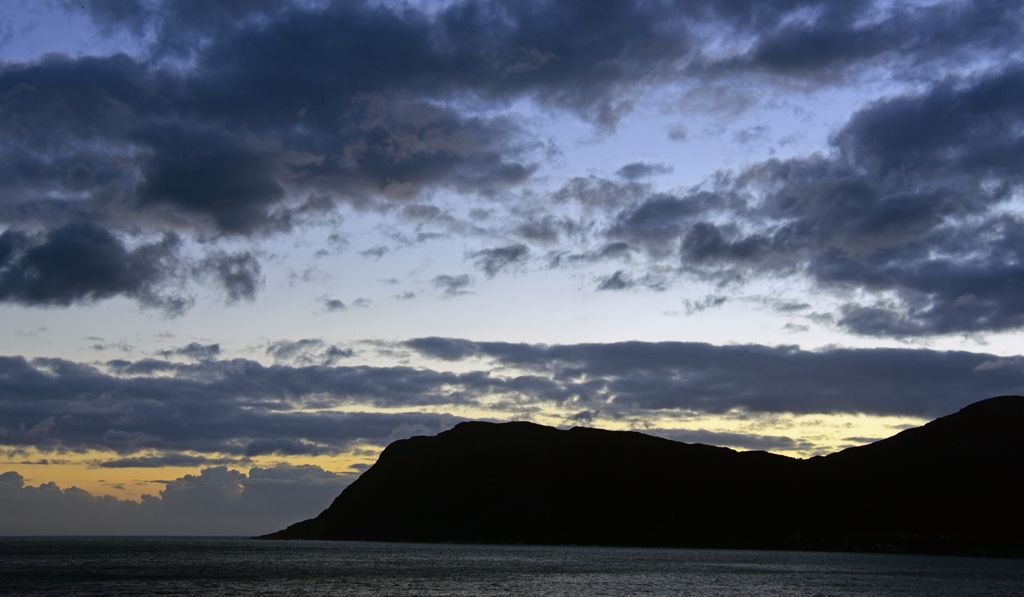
[1,538,1023,596]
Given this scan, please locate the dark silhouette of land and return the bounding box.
[265,396,1024,556]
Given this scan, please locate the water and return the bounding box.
[1,538,1022,596]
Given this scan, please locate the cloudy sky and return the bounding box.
[2,0,1024,534]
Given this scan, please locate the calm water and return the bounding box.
[1,538,1022,596]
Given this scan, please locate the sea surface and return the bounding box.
[1,537,1022,596]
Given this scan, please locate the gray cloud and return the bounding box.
[667,124,688,141]
[158,342,221,362]
[553,175,650,209]
[195,251,263,304]
[359,245,389,260]
[405,337,481,362]
[684,294,728,315]
[322,298,347,312]
[432,274,472,297]
[608,192,737,257]
[516,216,577,245]
[549,242,632,268]
[471,244,529,277]
[596,270,632,291]
[616,162,674,180]
[266,339,354,366]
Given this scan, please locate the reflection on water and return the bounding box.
[1,537,1022,596]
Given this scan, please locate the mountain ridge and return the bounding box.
[264,395,1024,556]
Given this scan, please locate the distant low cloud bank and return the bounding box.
[0,464,351,536]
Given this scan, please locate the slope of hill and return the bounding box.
[265,396,1024,556]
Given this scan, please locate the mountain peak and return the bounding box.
[955,394,1024,416]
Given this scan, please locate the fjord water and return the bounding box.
[1,538,1022,596]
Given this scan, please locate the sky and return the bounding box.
[2,0,1024,535]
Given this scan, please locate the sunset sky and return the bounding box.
[2,0,1024,535]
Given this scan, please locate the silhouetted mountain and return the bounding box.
[265,396,1024,556]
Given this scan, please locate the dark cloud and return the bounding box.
[616,162,673,180]
[0,223,188,313]
[683,294,728,315]
[596,270,632,291]
[609,192,736,257]
[322,298,347,312]
[243,438,334,458]
[516,216,577,245]
[0,464,350,535]
[0,222,262,315]
[471,244,529,277]
[266,339,354,366]
[681,221,770,265]
[432,274,472,297]
[79,0,1024,103]
[772,300,811,313]
[359,245,389,259]
[405,337,481,362]
[76,0,701,126]
[97,453,236,468]
[724,0,1024,79]
[1,12,543,237]
[158,342,221,362]
[105,358,179,376]
[633,65,1024,336]
[400,204,444,222]
[563,409,598,426]
[550,242,632,268]
[195,251,263,304]
[134,125,286,235]
[403,338,1024,417]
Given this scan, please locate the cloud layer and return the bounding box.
[402,338,1024,417]
[2,339,1022,461]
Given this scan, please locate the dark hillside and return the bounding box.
[266,396,1024,556]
